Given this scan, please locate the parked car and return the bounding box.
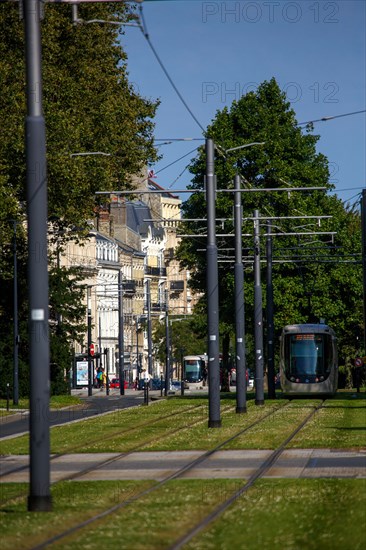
[170,380,183,392]
[151,378,164,390]
[109,378,128,389]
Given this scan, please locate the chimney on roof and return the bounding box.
[96,207,114,237]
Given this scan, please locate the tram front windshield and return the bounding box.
[284,333,332,382]
[184,360,203,382]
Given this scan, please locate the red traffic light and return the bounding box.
[89,343,95,356]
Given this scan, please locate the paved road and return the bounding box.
[0,389,148,439]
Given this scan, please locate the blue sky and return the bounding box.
[123,0,365,206]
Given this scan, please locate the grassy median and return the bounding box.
[1,393,365,455]
[1,478,365,549]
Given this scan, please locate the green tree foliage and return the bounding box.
[177,79,362,364]
[0,3,158,230]
[0,3,159,395]
[152,315,207,373]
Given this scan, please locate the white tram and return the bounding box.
[182,355,207,389]
[279,323,338,396]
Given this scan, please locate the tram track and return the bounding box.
[169,399,326,550]
[25,399,293,550]
[0,402,236,505]
[0,401,204,481]
[44,403,236,484]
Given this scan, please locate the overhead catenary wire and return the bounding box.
[298,109,366,126]
[96,186,327,195]
[138,5,206,134]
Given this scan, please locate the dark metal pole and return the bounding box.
[146,279,153,376]
[87,286,92,396]
[25,0,51,512]
[234,175,246,413]
[180,348,185,394]
[118,271,125,396]
[254,210,264,405]
[13,221,19,406]
[6,383,10,412]
[105,347,109,391]
[362,189,366,354]
[98,315,103,369]
[135,316,139,384]
[106,341,110,396]
[266,220,276,399]
[206,139,221,428]
[165,289,170,396]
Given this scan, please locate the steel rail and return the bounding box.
[0,402,204,483]
[28,400,291,549]
[169,399,325,550]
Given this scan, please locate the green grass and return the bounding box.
[0,395,82,411]
[1,393,365,549]
[0,481,154,550]
[289,396,366,448]
[185,479,366,550]
[0,398,209,455]
[1,393,365,455]
[1,479,365,549]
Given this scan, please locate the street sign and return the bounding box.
[89,343,95,356]
[354,357,363,367]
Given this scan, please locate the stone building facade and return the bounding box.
[58,178,200,384]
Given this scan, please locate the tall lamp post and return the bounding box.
[12,221,19,406]
[266,220,276,399]
[146,279,153,376]
[224,142,264,413]
[254,210,265,405]
[206,138,221,428]
[164,289,171,396]
[87,286,93,396]
[118,270,125,396]
[24,0,51,512]
[233,174,246,413]
[135,316,139,383]
[362,189,366,354]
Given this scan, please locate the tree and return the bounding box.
[0,3,158,231]
[0,3,160,395]
[177,79,362,365]
[152,315,207,374]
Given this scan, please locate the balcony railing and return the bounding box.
[144,266,167,277]
[151,302,165,312]
[123,280,136,294]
